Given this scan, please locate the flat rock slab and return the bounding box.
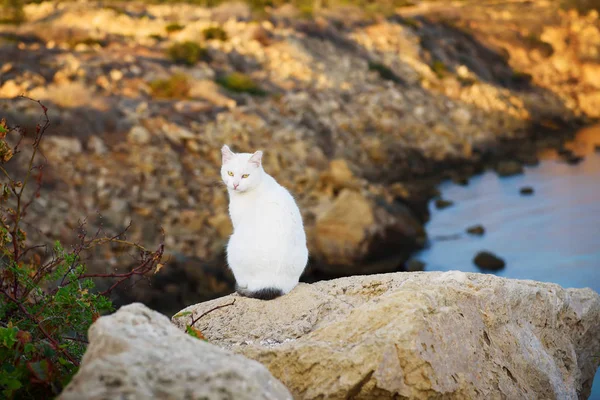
[173,271,600,399]
[60,303,292,400]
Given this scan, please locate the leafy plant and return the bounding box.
[167,41,209,66]
[68,37,106,49]
[149,73,190,99]
[202,26,228,41]
[431,60,448,79]
[165,22,185,34]
[216,72,266,95]
[0,100,164,398]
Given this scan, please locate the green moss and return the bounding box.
[165,22,185,33]
[149,73,190,99]
[168,41,209,66]
[431,60,448,79]
[202,26,228,41]
[216,72,266,95]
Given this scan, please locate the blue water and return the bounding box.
[416,125,600,398]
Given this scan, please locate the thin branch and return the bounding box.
[63,336,89,345]
[190,299,236,327]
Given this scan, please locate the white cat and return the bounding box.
[220,145,308,300]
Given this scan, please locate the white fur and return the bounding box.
[221,145,308,294]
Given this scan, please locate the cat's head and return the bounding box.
[221,145,264,193]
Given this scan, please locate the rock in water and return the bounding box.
[173,272,600,399]
[466,224,485,235]
[520,186,534,195]
[434,198,454,209]
[473,251,506,271]
[564,154,584,165]
[59,303,292,400]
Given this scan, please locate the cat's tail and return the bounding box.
[236,285,283,300]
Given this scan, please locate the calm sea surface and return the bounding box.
[416,125,600,398]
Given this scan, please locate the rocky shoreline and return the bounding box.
[1,0,599,314]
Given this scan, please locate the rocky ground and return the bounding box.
[1,0,599,314]
[60,271,600,399]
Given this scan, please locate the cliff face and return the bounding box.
[173,271,600,399]
[1,1,598,311]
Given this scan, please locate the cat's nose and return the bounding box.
[233,183,239,190]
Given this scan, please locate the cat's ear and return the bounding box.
[248,150,263,168]
[221,145,234,164]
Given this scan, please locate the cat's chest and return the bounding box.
[229,200,250,228]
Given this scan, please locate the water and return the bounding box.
[416,125,600,398]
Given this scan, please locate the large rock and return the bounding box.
[310,189,425,275]
[60,303,292,400]
[173,272,600,399]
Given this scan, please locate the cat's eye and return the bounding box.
[242,174,249,179]
[228,171,233,177]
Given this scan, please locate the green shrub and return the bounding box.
[0,0,25,25]
[368,61,403,84]
[165,22,185,33]
[68,37,106,48]
[149,73,190,99]
[431,60,448,79]
[0,104,164,398]
[167,41,209,66]
[561,0,600,13]
[202,26,228,41]
[216,72,266,95]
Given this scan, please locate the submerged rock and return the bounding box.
[60,303,292,400]
[174,272,600,399]
[473,251,506,271]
